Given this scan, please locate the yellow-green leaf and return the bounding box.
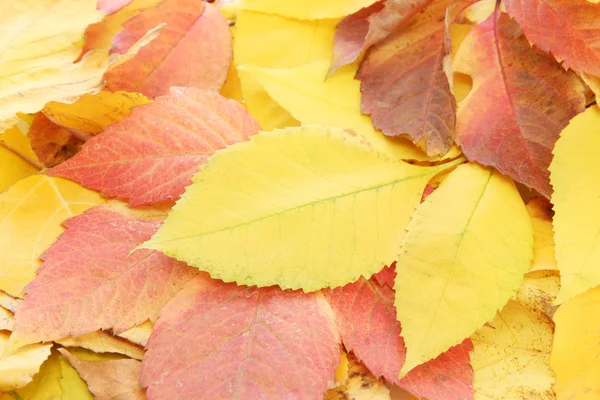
[142,126,457,292]
[551,286,600,400]
[0,175,105,297]
[550,106,600,304]
[238,0,377,20]
[395,163,533,375]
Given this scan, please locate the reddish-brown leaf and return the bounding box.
[325,273,473,400]
[142,274,341,399]
[29,114,84,168]
[59,348,145,400]
[49,88,260,206]
[357,0,455,156]
[330,0,435,74]
[503,0,600,76]
[104,0,231,97]
[8,205,197,350]
[454,10,586,196]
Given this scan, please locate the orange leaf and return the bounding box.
[8,204,197,350]
[141,274,340,399]
[325,269,473,400]
[104,0,231,97]
[49,88,260,206]
[29,114,84,168]
[454,9,586,196]
[504,0,600,76]
[59,348,145,400]
[357,0,455,156]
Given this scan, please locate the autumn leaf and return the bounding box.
[503,0,600,76]
[357,0,456,156]
[104,0,231,97]
[29,114,84,168]
[0,176,105,297]
[238,0,378,19]
[550,106,600,304]
[49,87,260,206]
[324,352,391,400]
[98,0,132,15]
[141,274,340,399]
[59,348,144,400]
[551,286,600,400]
[8,204,196,350]
[326,271,474,399]
[56,331,145,360]
[0,122,41,192]
[0,332,52,391]
[142,126,459,291]
[526,198,557,272]
[395,163,532,375]
[330,0,433,73]
[116,321,153,347]
[43,91,152,135]
[454,8,586,197]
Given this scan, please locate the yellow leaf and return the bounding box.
[0,123,41,192]
[0,332,52,391]
[234,10,337,130]
[395,163,533,375]
[0,307,13,332]
[142,127,458,292]
[239,62,427,160]
[56,330,144,360]
[471,299,554,399]
[0,0,105,131]
[116,320,153,347]
[325,353,390,400]
[43,91,152,135]
[550,106,600,303]
[0,291,20,314]
[58,354,94,400]
[551,286,600,400]
[0,175,105,297]
[526,198,558,272]
[239,0,378,19]
[333,350,349,387]
[220,55,244,105]
[517,270,560,320]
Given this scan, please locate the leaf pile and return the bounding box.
[1,0,599,399]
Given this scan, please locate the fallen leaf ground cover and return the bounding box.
[0,0,598,399]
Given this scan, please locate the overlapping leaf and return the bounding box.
[454,9,586,196]
[0,176,105,297]
[142,126,459,291]
[395,163,533,374]
[29,114,84,168]
[141,274,340,399]
[8,204,197,350]
[105,0,231,96]
[357,0,455,156]
[50,88,260,205]
[326,271,474,399]
[0,332,52,391]
[504,0,600,76]
[239,0,378,19]
[0,122,41,192]
[324,353,391,400]
[550,106,600,303]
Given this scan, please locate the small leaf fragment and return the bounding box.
[0,332,52,391]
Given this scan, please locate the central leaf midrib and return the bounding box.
[156,168,439,244]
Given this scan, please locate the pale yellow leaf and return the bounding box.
[142,127,458,291]
[551,286,600,400]
[471,299,554,399]
[239,0,378,19]
[517,270,560,320]
[550,106,600,303]
[526,198,558,272]
[43,91,152,135]
[395,163,533,375]
[116,320,153,347]
[0,175,105,297]
[239,62,428,161]
[56,331,144,360]
[325,353,391,400]
[0,291,20,314]
[0,124,41,192]
[58,353,94,400]
[0,332,52,391]
[0,307,13,332]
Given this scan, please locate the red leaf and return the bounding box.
[141,275,341,399]
[8,205,197,349]
[373,264,395,288]
[331,0,433,74]
[454,10,586,196]
[97,0,132,14]
[104,0,231,97]
[325,273,473,400]
[49,88,260,206]
[357,0,455,156]
[504,0,600,76]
